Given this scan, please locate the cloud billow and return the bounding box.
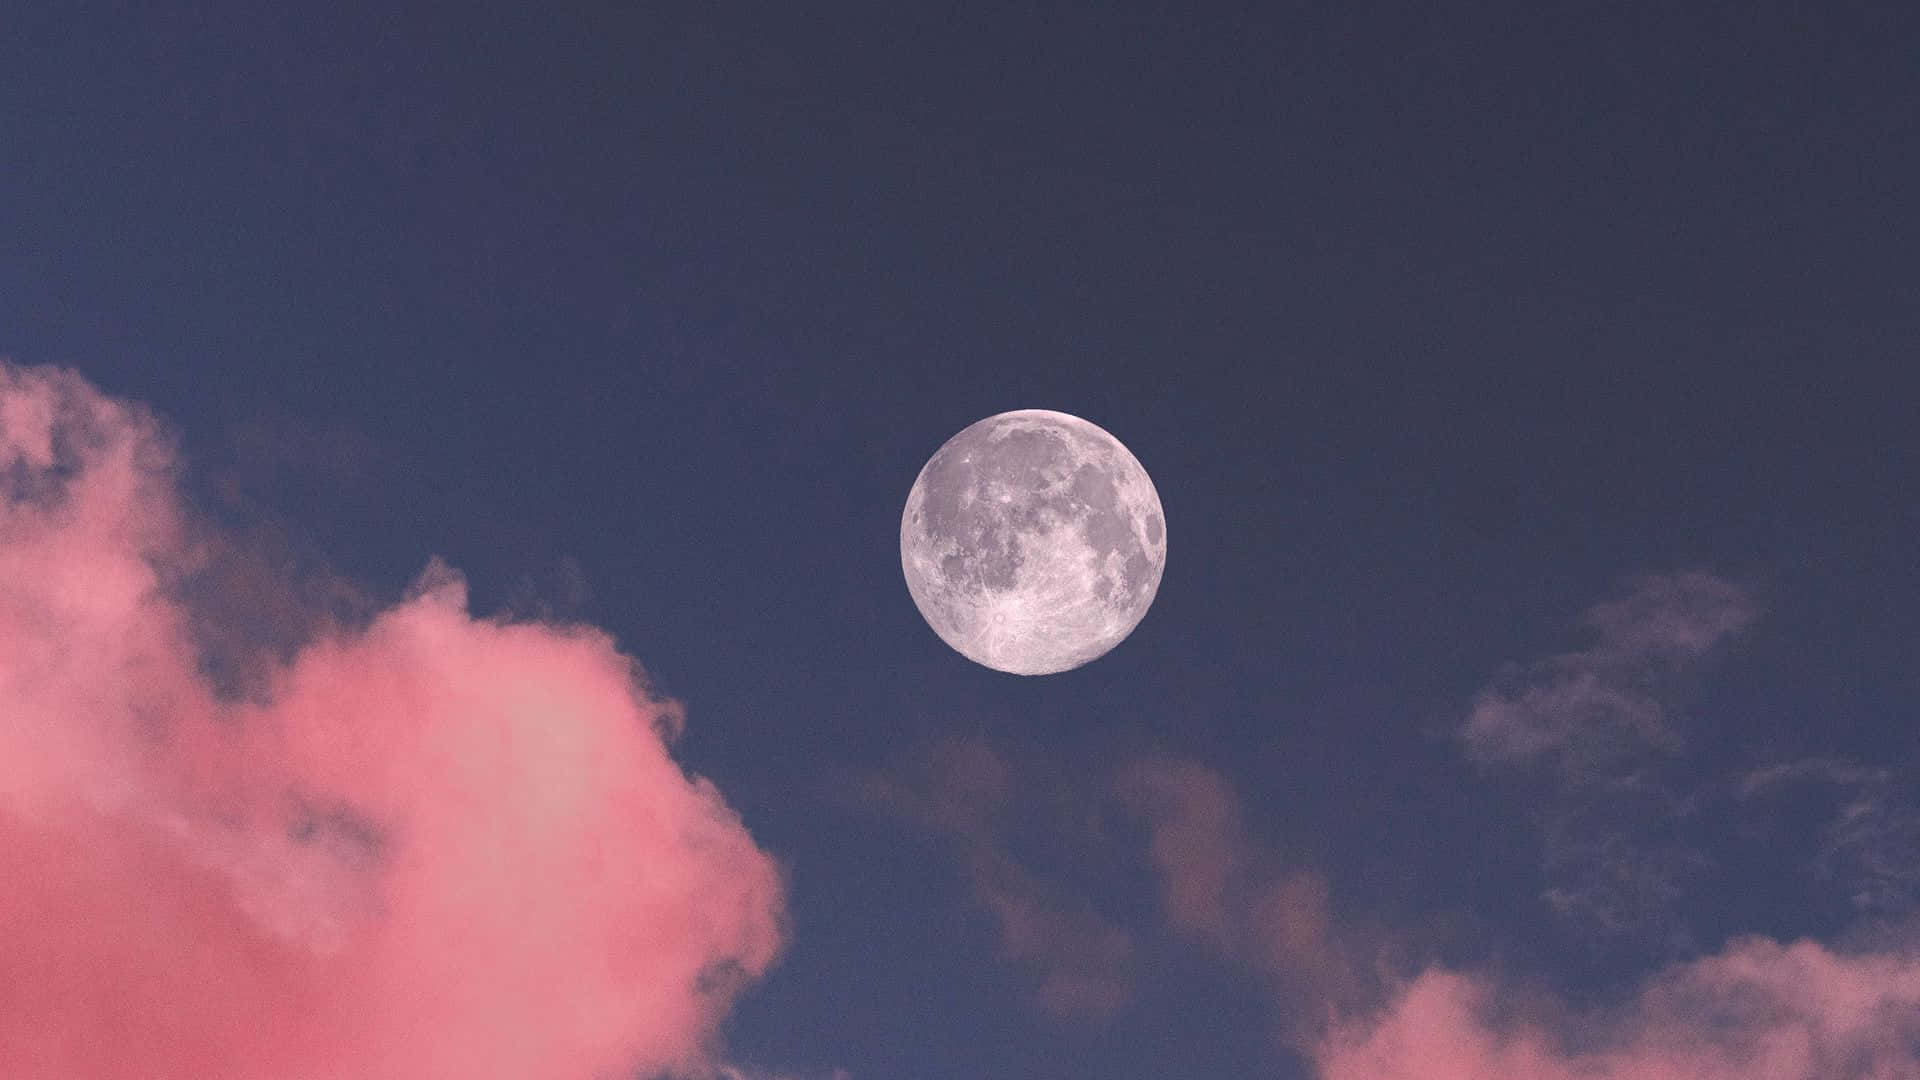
[0,363,785,1080]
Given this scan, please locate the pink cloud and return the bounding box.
[1117,757,1372,1043]
[1115,757,1240,939]
[967,844,1136,1020]
[1316,934,1920,1080]
[1582,572,1758,664]
[1461,572,1756,769]
[0,363,785,1079]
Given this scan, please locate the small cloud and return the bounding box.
[863,738,1134,1022]
[1581,571,1759,663]
[968,844,1136,1020]
[1114,756,1242,939]
[1462,572,1756,772]
[1458,573,1757,944]
[1116,756,1376,1045]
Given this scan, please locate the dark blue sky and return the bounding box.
[4,3,1917,1078]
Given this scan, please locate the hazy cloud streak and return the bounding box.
[862,737,1135,1020]
[1117,756,1375,1045]
[1462,571,1756,771]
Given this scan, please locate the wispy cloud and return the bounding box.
[1459,573,1757,943]
[1116,756,1377,1045]
[862,737,1135,1021]
[1462,571,1757,772]
[1536,797,1708,946]
[1114,757,1242,939]
[1741,758,1920,917]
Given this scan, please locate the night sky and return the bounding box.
[3,3,1918,1078]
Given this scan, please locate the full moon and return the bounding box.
[900,409,1167,675]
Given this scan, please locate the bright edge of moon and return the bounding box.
[900,409,1167,675]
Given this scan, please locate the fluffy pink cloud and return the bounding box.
[0,364,785,1079]
[1316,934,1920,1080]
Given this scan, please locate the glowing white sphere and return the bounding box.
[900,410,1166,675]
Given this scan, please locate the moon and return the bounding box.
[900,409,1167,675]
